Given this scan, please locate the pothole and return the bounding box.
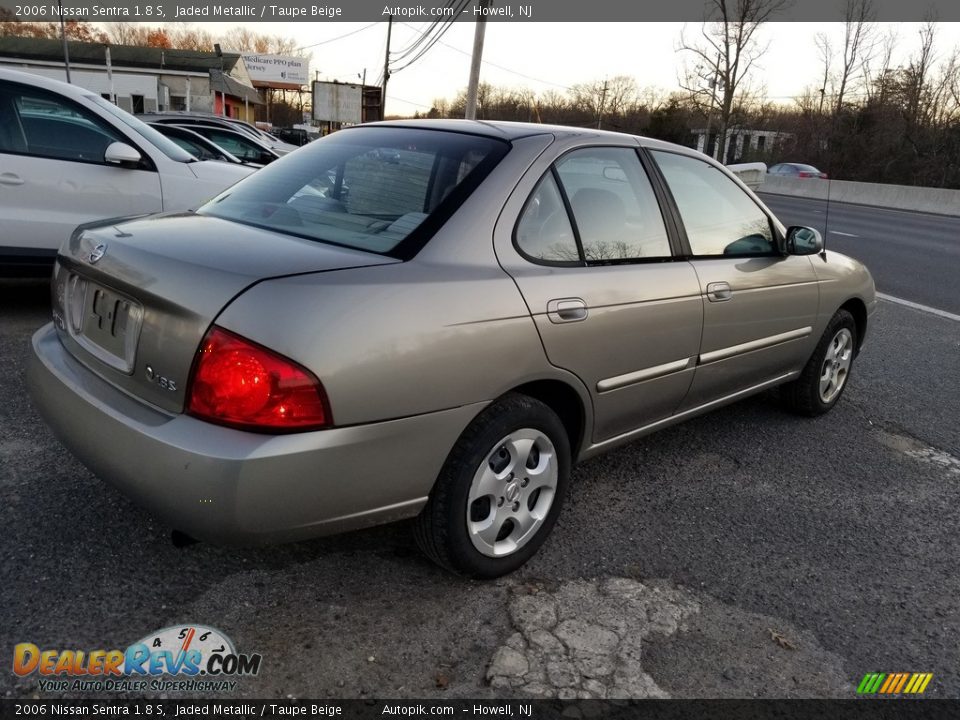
[487,578,850,699]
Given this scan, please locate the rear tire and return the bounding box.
[414,394,571,578]
[780,309,857,416]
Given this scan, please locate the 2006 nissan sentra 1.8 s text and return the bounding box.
[28,120,876,578]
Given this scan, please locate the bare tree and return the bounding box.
[570,75,637,128]
[814,32,832,114]
[678,0,790,161]
[833,0,876,117]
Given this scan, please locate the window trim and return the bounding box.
[512,144,680,268]
[643,147,785,260]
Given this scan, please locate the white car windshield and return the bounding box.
[88,96,196,163]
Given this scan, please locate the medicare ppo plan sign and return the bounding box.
[242,54,310,89]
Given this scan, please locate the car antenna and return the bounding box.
[821,122,834,260]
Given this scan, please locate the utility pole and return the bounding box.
[464,0,489,120]
[214,43,225,117]
[105,45,114,103]
[57,0,71,83]
[381,15,392,121]
[596,79,608,129]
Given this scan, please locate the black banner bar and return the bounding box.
[1,700,959,720]
[2,0,960,22]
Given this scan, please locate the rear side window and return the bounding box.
[555,148,671,261]
[199,127,508,258]
[652,150,776,257]
[514,147,672,265]
[515,174,579,263]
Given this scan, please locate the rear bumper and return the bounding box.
[28,323,485,545]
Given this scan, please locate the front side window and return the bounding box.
[0,82,124,164]
[87,95,195,163]
[652,150,776,257]
[199,127,508,257]
[198,129,266,162]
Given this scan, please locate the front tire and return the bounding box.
[414,394,571,578]
[780,309,858,416]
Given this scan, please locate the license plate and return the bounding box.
[66,274,143,374]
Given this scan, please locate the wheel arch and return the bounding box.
[507,379,589,461]
[839,296,868,353]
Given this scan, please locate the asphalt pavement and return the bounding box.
[1,198,959,700]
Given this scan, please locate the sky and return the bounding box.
[181,21,960,115]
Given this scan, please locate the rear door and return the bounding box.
[0,80,162,254]
[495,142,703,443]
[648,149,819,410]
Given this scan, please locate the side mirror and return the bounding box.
[786,226,824,256]
[104,142,142,167]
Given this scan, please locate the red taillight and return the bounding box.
[798,171,813,178]
[187,326,331,432]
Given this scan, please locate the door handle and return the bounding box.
[546,298,588,323]
[0,173,24,186]
[706,282,733,302]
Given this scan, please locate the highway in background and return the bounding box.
[759,193,960,316]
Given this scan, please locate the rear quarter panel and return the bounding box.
[215,261,562,426]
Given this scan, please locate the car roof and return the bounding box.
[354,118,702,155]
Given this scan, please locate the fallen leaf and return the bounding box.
[435,672,449,689]
[768,628,796,650]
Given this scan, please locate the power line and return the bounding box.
[295,22,380,51]
[388,95,434,108]
[389,3,469,73]
[389,2,456,62]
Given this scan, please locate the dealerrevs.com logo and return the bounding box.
[12,625,262,693]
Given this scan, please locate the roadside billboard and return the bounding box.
[312,81,363,124]
[242,54,309,88]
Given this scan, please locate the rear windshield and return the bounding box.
[198,127,509,258]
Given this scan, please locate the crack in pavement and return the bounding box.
[487,577,851,699]
[487,578,697,699]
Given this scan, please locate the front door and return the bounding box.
[648,149,820,410]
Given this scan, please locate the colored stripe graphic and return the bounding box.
[879,674,897,694]
[857,672,932,694]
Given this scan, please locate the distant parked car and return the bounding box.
[138,112,298,155]
[148,123,248,166]
[273,127,319,147]
[0,68,254,273]
[169,123,280,166]
[28,120,876,578]
[768,163,828,179]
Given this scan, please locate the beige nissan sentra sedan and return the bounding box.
[28,120,876,577]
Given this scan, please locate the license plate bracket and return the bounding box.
[66,274,143,374]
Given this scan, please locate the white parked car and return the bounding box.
[0,68,254,272]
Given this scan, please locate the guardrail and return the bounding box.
[759,175,960,217]
[727,162,767,190]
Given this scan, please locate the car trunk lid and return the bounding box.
[52,213,398,414]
